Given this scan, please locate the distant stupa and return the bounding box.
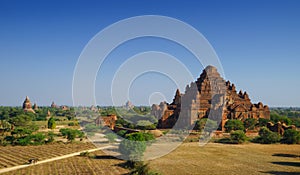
[33,103,38,111]
[51,101,57,108]
[23,96,35,113]
[125,101,134,110]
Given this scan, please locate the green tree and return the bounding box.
[18,136,31,146]
[195,118,218,132]
[11,127,33,137]
[230,130,247,144]
[282,129,300,144]
[224,119,244,132]
[59,128,83,142]
[270,113,292,125]
[258,118,270,127]
[117,130,127,137]
[47,117,56,129]
[136,120,156,130]
[253,127,281,144]
[129,161,160,175]
[244,118,257,130]
[31,133,46,145]
[119,132,154,161]
[9,114,32,127]
[47,131,55,143]
[66,130,77,141]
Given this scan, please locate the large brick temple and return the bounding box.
[151,66,270,131]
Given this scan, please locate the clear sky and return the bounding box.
[0,0,299,107]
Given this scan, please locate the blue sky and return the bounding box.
[0,0,299,107]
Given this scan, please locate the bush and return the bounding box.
[195,118,218,132]
[270,113,292,125]
[119,132,154,161]
[66,130,77,141]
[217,130,247,144]
[252,127,281,144]
[68,122,78,126]
[281,129,300,144]
[230,130,247,144]
[136,120,156,130]
[117,130,127,137]
[47,117,56,129]
[9,114,33,127]
[79,151,90,157]
[4,136,15,144]
[47,131,55,143]
[141,132,155,142]
[258,118,270,127]
[11,127,33,137]
[59,128,84,142]
[16,133,46,146]
[31,133,46,145]
[119,138,146,161]
[244,118,257,130]
[18,136,31,146]
[129,161,161,175]
[224,120,244,132]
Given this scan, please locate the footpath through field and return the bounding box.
[0,145,114,174]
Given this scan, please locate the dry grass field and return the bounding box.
[1,142,299,175]
[0,150,129,175]
[149,142,300,175]
[0,142,95,169]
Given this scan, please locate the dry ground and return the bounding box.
[0,151,129,175]
[0,142,95,169]
[149,142,300,175]
[1,142,299,175]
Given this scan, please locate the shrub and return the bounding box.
[195,118,218,132]
[66,130,77,141]
[258,118,270,127]
[119,138,146,161]
[68,122,78,126]
[136,120,156,130]
[230,130,247,144]
[119,132,154,161]
[270,113,292,125]
[0,139,10,146]
[281,129,300,144]
[224,119,244,132]
[59,128,84,142]
[11,127,33,137]
[47,131,55,143]
[31,133,46,145]
[79,151,90,157]
[18,136,31,146]
[117,130,127,137]
[217,130,247,144]
[252,127,281,144]
[141,132,155,142]
[47,117,56,129]
[129,161,161,175]
[244,118,257,130]
[4,136,15,144]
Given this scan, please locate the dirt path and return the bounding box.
[0,145,114,174]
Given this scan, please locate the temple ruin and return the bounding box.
[151,66,270,131]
